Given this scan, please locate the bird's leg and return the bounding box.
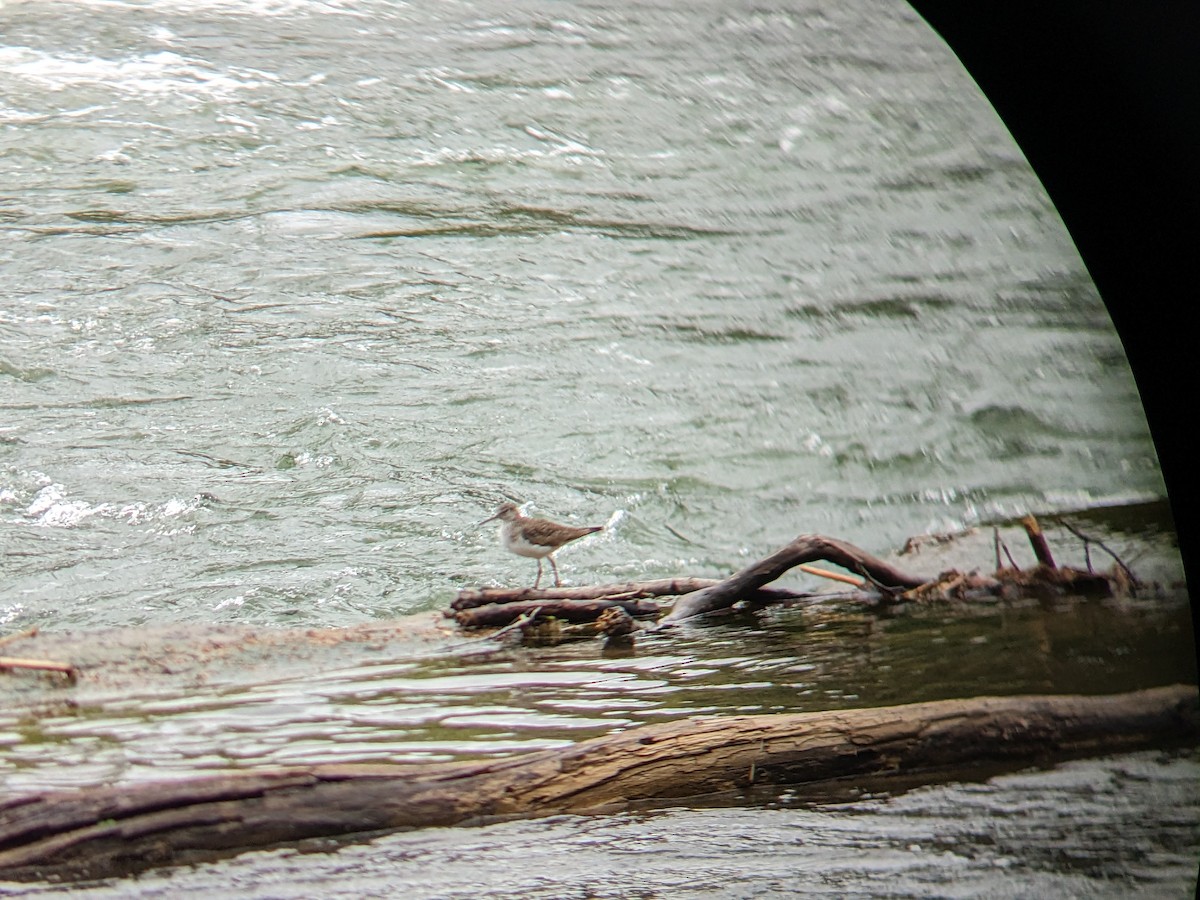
[549,555,562,587]
[533,559,543,589]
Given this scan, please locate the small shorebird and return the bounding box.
[481,502,602,588]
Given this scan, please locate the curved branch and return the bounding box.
[662,534,930,623]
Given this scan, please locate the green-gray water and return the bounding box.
[2,0,1195,895]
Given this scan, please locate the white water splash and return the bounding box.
[0,46,278,100]
[25,483,108,528]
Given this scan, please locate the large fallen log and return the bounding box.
[1,684,1194,883]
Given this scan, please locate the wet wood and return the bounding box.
[454,597,663,628]
[459,525,1139,629]
[0,657,78,682]
[595,606,636,636]
[1021,514,1057,569]
[1,684,1193,883]
[662,534,929,623]
[0,627,39,650]
[451,578,811,611]
[797,563,865,586]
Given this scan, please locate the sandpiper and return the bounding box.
[481,502,603,588]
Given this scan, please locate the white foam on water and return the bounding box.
[13,476,207,529]
[0,45,277,100]
[24,483,108,528]
[24,0,365,16]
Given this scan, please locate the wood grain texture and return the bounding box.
[2,684,1195,883]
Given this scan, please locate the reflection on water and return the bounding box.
[2,587,1192,795]
[3,582,1195,894]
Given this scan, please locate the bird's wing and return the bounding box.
[523,519,601,546]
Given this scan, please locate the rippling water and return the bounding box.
[17,749,1197,899]
[1,0,1193,895]
[2,581,1195,796]
[2,0,1165,632]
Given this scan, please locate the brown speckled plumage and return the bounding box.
[482,502,603,587]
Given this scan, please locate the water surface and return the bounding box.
[1,0,1193,895]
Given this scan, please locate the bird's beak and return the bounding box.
[478,513,500,527]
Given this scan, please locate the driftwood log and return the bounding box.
[0,657,78,681]
[1,684,1195,883]
[454,521,1136,630]
[0,629,77,682]
[662,534,929,623]
[450,536,921,630]
[453,597,663,628]
[451,579,814,612]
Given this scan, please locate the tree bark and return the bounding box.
[452,578,719,609]
[453,597,663,628]
[1021,514,1057,568]
[452,579,813,611]
[2,684,1194,883]
[456,524,1127,628]
[662,534,930,623]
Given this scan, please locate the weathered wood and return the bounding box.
[454,598,663,628]
[452,578,812,611]
[797,563,865,586]
[663,534,930,623]
[1,684,1194,883]
[0,628,39,650]
[993,565,1117,599]
[1021,514,1057,569]
[459,527,1136,629]
[0,657,78,681]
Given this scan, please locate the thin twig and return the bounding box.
[0,627,39,650]
[1056,520,1139,587]
[589,590,642,602]
[491,606,544,641]
[0,657,78,682]
[450,607,546,647]
[1001,539,1020,570]
[1021,515,1057,569]
[664,523,699,545]
[797,564,865,587]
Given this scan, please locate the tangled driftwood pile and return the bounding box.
[448,516,1133,637]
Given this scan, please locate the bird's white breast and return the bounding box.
[500,522,553,559]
